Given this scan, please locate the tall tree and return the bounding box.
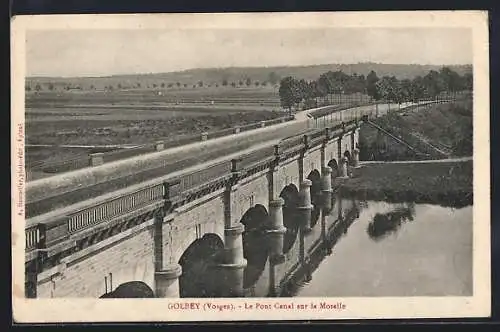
[279,76,296,113]
[409,76,425,101]
[376,76,400,102]
[439,67,463,94]
[366,70,380,100]
[422,70,445,98]
[317,74,330,103]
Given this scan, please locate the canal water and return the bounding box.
[278,197,473,297]
[177,192,473,299]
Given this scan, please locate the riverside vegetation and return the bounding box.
[342,98,473,208]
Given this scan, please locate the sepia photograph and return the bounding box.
[11,11,490,322]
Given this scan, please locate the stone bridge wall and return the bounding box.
[28,123,360,298]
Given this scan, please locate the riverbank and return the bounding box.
[358,99,473,161]
[340,160,473,208]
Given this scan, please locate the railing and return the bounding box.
[279,135,305,153]
[67,183,164,233]
[238,145,277,169]
[25,225,41,250]
[178,161,232,193]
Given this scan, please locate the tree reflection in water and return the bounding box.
[367,203,416,241]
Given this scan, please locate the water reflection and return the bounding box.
[280,185,300,254]
[241,205,270,289]
[288,197,472,297]
[280,193,361,297]
[185,189,472,298]
[367,203,416,241]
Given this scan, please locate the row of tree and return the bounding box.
[25,79,279,92]
[26,71,283,92]
[278,67,473,112]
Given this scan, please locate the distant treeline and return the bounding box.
[25,63,471,93]
[278,67,473,111]
[25,71,282,92]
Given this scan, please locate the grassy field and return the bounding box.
[26,86,281,109]
[26,106,284,146]
[25,86,288,180]
[359,99,473,160]
[341,160,473,208]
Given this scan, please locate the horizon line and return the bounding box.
[26,61,473,79]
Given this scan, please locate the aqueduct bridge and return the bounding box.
[23,100,440,298]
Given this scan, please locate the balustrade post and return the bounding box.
[324,127,330,142]
[155,141,164,151]
[303,134,310,150]
[233,127,240,134]
[89,153,104,167]
[201,132,208,141]
[260,121,266,128]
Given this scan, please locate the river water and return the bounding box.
[177,193,473,299]
[280,198,473,297]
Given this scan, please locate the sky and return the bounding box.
[26,28,472,77]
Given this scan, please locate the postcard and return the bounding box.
[11,11,490,322]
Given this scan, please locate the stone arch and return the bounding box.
[327,159,339,180]
[307,170,322,228]
[240,204,270,289]
[280,184,300,254]
[99,281,154,298]
[178,233,224,298]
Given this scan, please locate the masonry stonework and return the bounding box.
[232,171,270,224]
[167,191,226,264]
[38,222,156,298]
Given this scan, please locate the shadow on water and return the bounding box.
[279,195,361,297]
[280,184,300,254]
[241,205,270,289]
[367,203,416,241]
[308,170,322,229]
